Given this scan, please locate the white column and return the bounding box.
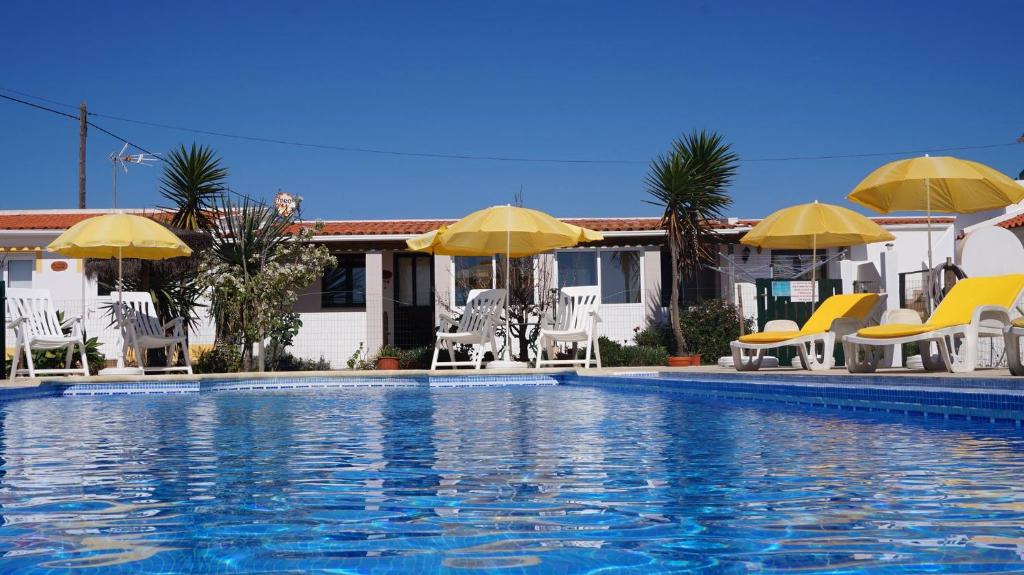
[879,244,900,367]
[434,255,452,324]
[365,252,384,353]
[643,247,663,324]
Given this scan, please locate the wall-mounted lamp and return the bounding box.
[741,246,751,263]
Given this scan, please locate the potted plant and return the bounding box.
[646,130,738,367]
[375,344,401,371]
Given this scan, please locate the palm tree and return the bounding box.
[646,130,738,354]
[159,143,227,231]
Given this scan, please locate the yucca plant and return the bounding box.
[646,130,738,354]
[198,197,334,371]
[159,143,227,232]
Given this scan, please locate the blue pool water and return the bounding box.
[1,385,1024,573]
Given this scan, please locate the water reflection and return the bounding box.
[0,388,1022,573]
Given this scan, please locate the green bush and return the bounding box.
[633,326,669,348]
[272,352,331,371]
[590,336,667,367]
[677,299,753,359]
[397,346,434,370]
[195,344,243,374]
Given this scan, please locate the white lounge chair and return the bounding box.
[112,291,193,374]
[431,288,506,369]
[844,274,1024,373]
[535,286,602,369]
[6,288,89,379]
[730,293,884,371]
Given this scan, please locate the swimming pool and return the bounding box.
[1,385,1023,573]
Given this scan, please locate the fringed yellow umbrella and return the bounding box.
[47,213,192,373]
[407,205,603,367]
[742,201,894,309]
[847,155,1024,268]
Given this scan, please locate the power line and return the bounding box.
[1,86,1020,165]
[0,93,158,156]
[0,91,271,208]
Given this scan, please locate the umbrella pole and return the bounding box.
[504,211,512,362]
[811,234,817,313]
[116,247,125,369]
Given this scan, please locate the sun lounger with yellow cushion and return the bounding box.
[844,274,1024,373]
[730,292,883,371]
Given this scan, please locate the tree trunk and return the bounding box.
[669,240,687,354]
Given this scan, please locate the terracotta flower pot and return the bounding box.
[688,354,702,366]
[376,357,400,371]
[668,356,692,367]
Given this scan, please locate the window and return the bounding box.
[6,259,33,289]
[397,255,432,307]
[322,255,366,308]
[601,250,641,304]
[497,255,535,305]
[660,247,718,306]
[454,256,493,306]
[556,252,597,288]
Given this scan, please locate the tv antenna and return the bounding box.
[109,143,159,209]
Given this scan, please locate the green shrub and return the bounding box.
[589,336,667,367]
[397,346,434,370]
[633,326,669,348]
[677,299,753,359]
[195,344,243,373]
[618,344,669,367]
[272,352,331,371]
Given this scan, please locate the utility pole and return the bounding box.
[78,102,87,208]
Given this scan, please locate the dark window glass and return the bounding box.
[454,256,493,306]
[601,250,641,304]
[557,252,597,288]
[322,254,366,308]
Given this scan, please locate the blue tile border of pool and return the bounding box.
[563,373,1024,426]
[6,370,1024,426]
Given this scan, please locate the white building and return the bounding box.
[0,209,953,367]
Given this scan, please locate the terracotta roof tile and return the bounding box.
[0,211,172,231]
[998,214,1024,230]
[0,211,957,235]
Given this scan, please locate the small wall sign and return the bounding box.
[50,261,68,272]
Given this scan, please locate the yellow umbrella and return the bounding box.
[406,205,603,257]
[847,155,1024,267]
[48,213,193,260]
[742,201,895,308]
[406,205,603,366]
[48,213,192,371]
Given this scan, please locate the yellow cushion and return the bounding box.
[738,331,801,344]
[1012,317,1024,328]
[856,323,938,339]
[928,274,1024,328]
[737,293,880,345]
[799,293,880,335]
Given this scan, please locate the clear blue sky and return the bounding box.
[1,1,1020,219]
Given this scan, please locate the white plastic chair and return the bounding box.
[431,288,506,370]
[6,288,89,379]
[112,291,193,374]
[535,286,602,369]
